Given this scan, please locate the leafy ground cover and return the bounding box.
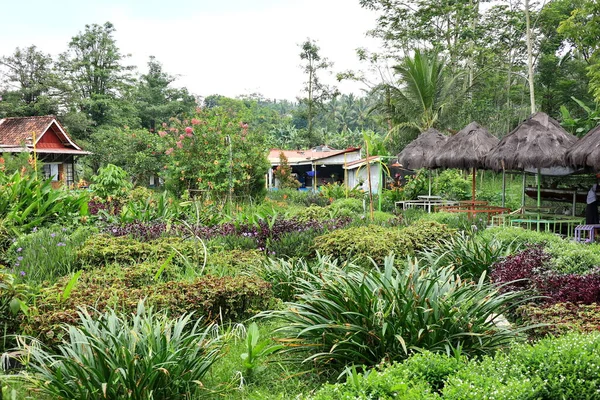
[1,171,600,399]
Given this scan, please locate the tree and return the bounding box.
[135,56,196,131]
[298,39,338,146]
[57,22,135,136]
[558,0,600,103]
[373,50,464,146]
[0,46,59,117]
[273,152,300,189]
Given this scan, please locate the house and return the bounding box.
[0,116,90,187]
[267,146,361,190]
[344,156,384,193]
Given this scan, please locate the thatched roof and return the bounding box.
[485,112,578,171]
[397,128,447,169]
[566,124,600,171]
[432,122,499,169]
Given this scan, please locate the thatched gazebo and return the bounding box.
[397,128,448,195]
[485,112,578,172]
[485,112,578,208]
[566,124,600,171]
[432,122,499,201]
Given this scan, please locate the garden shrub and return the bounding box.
[420,232,518,280]
[314,332,600,400]
[265,229,321,259]
[23,271,274,348]
[314,221,453,265]
[518,302,600,338]
[329,197,364,215]
[19,303,224,400]
[313,225,413,264]
[483,226,600,274]
[6,226,96,283]
[433,169,470,200]
[262,256,529,371]
[293,205,332,222]
[76,234,199,267]
[205,249,264,276]
[103,221,174,241]
[0,269,31,351]
[492,247,600,305]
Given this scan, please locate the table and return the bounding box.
[395,198,459,213]
[510,217,584,237]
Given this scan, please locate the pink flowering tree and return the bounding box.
[160,107,269,198]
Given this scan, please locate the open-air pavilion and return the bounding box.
[484,112,583,235]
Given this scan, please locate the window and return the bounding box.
[43,164,59,181]
[66,163,74,186]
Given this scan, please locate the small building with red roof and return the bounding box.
[0,116,90,187]
[267,145,361,190]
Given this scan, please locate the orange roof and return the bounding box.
[269,146,360,165]
[0,116,86,153]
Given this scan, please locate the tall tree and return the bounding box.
[558,0,600,103]
[0,46,59,117]
[57,22,135,136]
[298,39,338,146]
[373,50,464,146]
[135,56,196,131]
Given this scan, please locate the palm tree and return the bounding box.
[373,50,465,142]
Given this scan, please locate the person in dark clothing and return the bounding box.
[586,175,600,225]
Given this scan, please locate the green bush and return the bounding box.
[483,227,600,274]
[266,229,321,259]
[329,197,364,214]
[293,205,333,222]
[89,163,132,199]
[0,269,31,351]
[23,268,274,348]
[518,302,600,338]
[6,226,95,283]
[76,234,199,267]
[0,171,90,233]
[19,302,224,400]
[314,221,454,265]
[433,169,471,200]
[419,232,519,280]
[262,256,529,371]
[205,249,264,276]
[314,333,600,400]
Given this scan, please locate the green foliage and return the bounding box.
[255,255,342,302]
[482,227,600,274]
[0,269,31,351]
[419,232,519,280]
[433,169,471,200]
[160,107,269,199]
[89,163,132,199]
[6,226,95,284]
[0,171,89,233]
[329,197,364,214]
[75,234,198,268]
[292,205,332,222]
[314,221,454,264]
[23,267,274,348]
[18,302,224,400]
[262,256,529,371]
[265,229,320,259]
[240,322,284,381]
[518,302,600,338]
[204,249,264,276]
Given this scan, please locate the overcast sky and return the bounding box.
[2,0,382,101]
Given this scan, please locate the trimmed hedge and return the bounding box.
[313,221,455,264]
[22,264,274,348]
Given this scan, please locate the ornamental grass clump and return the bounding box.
[261,256,531,371]
[17,302,224,400]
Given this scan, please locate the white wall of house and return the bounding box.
[347,163,381,193]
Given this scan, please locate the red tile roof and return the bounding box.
[0,116,85,152]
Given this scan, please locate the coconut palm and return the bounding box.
[373,50,465,143]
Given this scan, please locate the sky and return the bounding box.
[2,0,382,101]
